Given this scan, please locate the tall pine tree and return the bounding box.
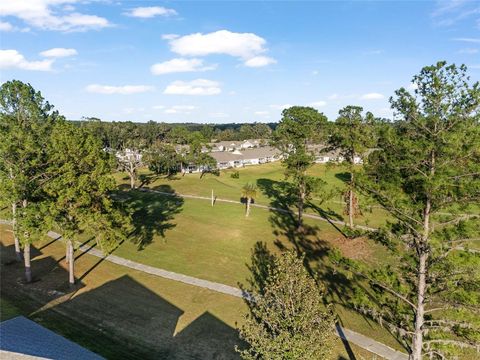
[335,62,480,359]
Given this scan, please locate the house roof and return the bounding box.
[240,146,281,159]
[209,151,243,162]
[0,316,103,359]
[208,146,280,162]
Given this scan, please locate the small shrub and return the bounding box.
[231,171,240,179]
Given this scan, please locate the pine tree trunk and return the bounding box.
[24,243,32,283]
[68,240,75,285]
[130,173,135,189]
[129,160,136,189]
[12,202,22,261]
[246,198,251,217]
[65,242,69,264]
[412,251,427,360]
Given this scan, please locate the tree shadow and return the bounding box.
[138,173,159,187]
[122,186,184,250]
[256,178,330,266]
[335,172,351,184]
[254,178,398,350]
[54,275,242,359]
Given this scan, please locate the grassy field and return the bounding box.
[101,189,404,352]
[1,224,380,359]
[113,162,391,228]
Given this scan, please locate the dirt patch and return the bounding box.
[330,236,372,260]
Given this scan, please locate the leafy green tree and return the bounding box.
[0,80,58,281]
[341,62,480,359]
[45,121,130,285]
[186,132,216,177]
[241,183,257,217]
[143,142,180,176]
[238,251,335,359]
[117,149,143,189]
[329,106,376,228]
[274,106,328,231]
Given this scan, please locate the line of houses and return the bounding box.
[112,139,366,173]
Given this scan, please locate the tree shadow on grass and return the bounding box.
[254,178,398,350]
[335,172,351,184]
[120,186,183,250]
[55,275,242,359]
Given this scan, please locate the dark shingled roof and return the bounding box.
[0,316,103,359]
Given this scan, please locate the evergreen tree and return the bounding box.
[329,106,376,228]
[337,62,480,359]
[45,121,130,285]
[0,80,59,281]
[238,251,335,360]
[274,106,328,231]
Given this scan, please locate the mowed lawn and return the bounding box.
[114,162,391,228]
[107,190,406,352]
[0,224,381,360]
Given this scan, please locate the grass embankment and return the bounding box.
[1,224,377,359]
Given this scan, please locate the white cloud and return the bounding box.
[312,70,319,76]
[254,111,269,116]
[86,84,154,95]
[125,6,177,18]
[360,92,385,100]
[0,21,13,31]
[162,34,179,40]
[310,100,327,108]
[244,56,276,67]
[166,30,276,67]
[40,47,77,57]
[163,79,221,96]
[0,0,111,31]
[458,48,479,54]
[152,105,165,110]
[151,58,216,75]
[164,105,196,114]
[453,37,480,43]
[0,49,53,71]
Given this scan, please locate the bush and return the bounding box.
[230,171,240,179]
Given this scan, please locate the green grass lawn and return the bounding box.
[1,224,380,360]
[105,190,404,352]
[113,162,391,228]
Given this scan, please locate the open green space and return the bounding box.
[114,162,391,228]
[1,224,380,359]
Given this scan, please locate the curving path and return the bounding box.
[2,220,409,359]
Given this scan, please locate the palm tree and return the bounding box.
[241,183,257,217]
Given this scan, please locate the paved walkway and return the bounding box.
[40,229,407,360]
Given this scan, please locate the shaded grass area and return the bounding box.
[108,190,404,352]
[113,162,391,228]
[1,224,378,360]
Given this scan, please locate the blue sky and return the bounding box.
[1,1,479,123]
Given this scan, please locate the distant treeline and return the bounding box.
[73,118,279,150]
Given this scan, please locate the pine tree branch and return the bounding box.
[424,339,479,350]
[333,261,417,309]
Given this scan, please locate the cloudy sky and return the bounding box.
[0,0,479,123]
